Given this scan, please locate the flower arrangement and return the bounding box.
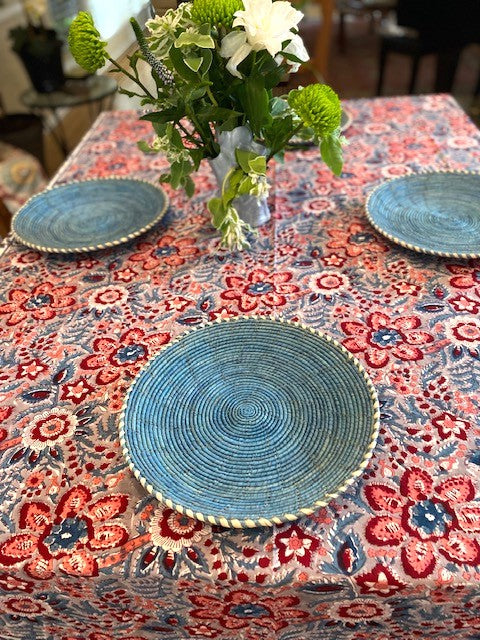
[68,0,344,249]
[10,0,65,93]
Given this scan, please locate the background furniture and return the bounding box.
[0,94,479,639]
[21,74,117,157]
[377,0,480,94]
[336,0,397,52]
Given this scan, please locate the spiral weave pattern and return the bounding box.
[119,317,379,528]
[12,178,168,253]
[366,171,480,257]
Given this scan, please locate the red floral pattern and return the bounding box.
[364,468,480,578]
[0,486,129,579]
[221,268,300,312]
[0,96,479,639]
[341,312,434,368]
[80,328,170,385]
[0,283,76,325]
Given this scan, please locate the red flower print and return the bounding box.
[189,589,308,632]
[0,573,34,593]
[113,267,138,283]
[275,525,319,567]
[221,269,300,312]
[364,468,480,579]
[16,358,48,381]
[0,283,76,326]
[0,486,129,579]
[87,285,129,310]
[327,222,388,257]
[329,599,392,624]
[185,623,221,637]
[0,595,53,617]
[309,271,349,295]
[129,235,199,270]
[356,564,406,597]
[80,328,170,385]
[22,407,78,452]
[88,154,143,177]
[60,378,95,405]
[447,260,480,289]
[341,312,434,368]
[445,317,480,346]
[432,412,470,441]
[149,508,206,552]
[449,294,480,314]
[0,407,13,424]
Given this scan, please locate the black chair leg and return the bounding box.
[376,40,388,95]
[434,49,462,93]
[408,53,421,94]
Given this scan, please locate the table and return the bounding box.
[0,94,479,640]
[21,75,118,157]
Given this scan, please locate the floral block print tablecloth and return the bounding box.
[0,94,479,640]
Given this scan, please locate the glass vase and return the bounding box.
[209,126,270,227]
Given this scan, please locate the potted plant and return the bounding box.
[9,0,65,94]
[68,0,345,249]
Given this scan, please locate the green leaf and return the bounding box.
[320,134,344,176]
[248,156,266,175]
[175,31,215,49]
[141,106,186,124]
[237,176,253,195]
[236,76,272,137]
[200,49,213,76]
[235,149,253,174]
[198,106,242,123]
[185,57,203,72]
[184,175,195,198]
[137,140,155,154]
[170,162,183,189]
[169,45,200,83]
[208,197,226,228]
[270,97,289,116]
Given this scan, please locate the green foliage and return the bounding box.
[67,3,346,250]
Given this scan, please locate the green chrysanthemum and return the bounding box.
[190,0,244,28]
[68,12,108,74]
[288,84,342,139]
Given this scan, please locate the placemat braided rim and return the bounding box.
[118,316,380,529]
[11,177,169,253]
[365,170,480,258]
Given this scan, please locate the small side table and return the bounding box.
[21,75,118,157]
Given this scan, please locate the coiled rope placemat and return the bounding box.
[12,177,168,253]
[119,317,380,528]
[366,170,480,258]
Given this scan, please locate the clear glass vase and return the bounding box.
[209,126,271,228]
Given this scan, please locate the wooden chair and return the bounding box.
[0,198,11,238]
[296,0,335,82]
[337,0,398,53]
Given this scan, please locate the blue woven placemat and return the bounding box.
[366,171,480,257]
[12,178,168,253]
[119,317,380,528]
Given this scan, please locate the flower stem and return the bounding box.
[177,122,203,147]
[108,57,155,100]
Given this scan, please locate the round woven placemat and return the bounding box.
[366,170,480,258]
[12,177,168,253]
[119,317,380,528]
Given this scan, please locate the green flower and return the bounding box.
[68,12,108,73]
[288,84,341,139]
[190,0,244,28]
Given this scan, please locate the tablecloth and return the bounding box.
[0,94,479,640]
